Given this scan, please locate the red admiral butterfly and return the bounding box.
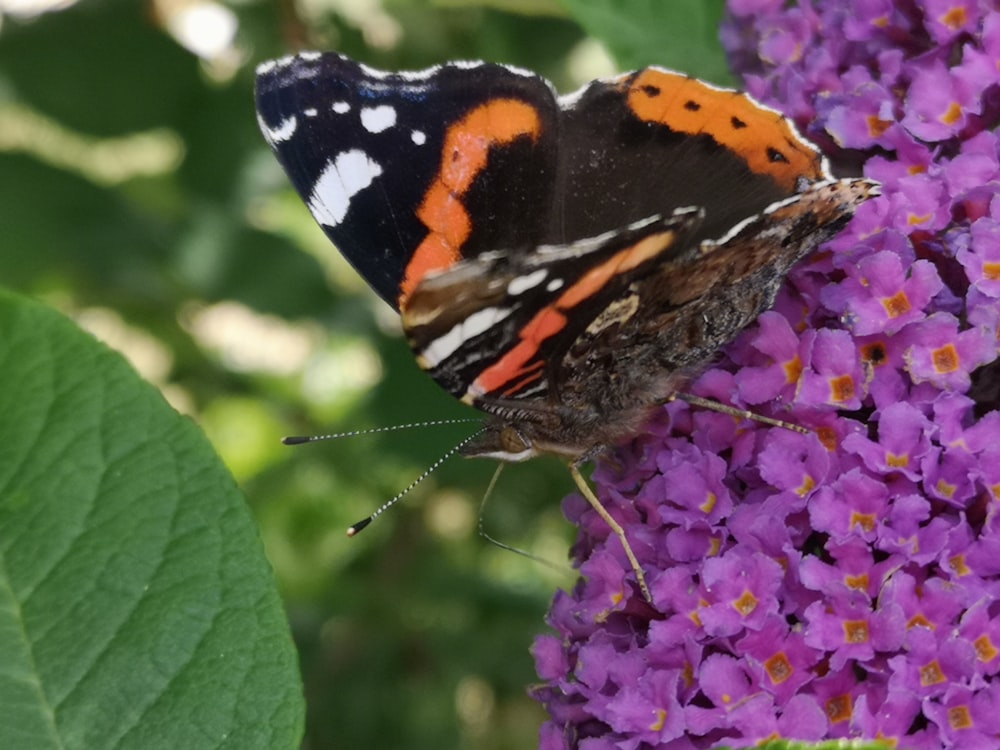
[255,52,878,600]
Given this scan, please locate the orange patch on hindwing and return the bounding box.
[401,99,542,306]
[468,230,677,400]
[622,69,824,191]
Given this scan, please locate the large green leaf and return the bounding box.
[562,0,732,83]
[0,291,303,749]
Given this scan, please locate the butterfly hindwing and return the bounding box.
[452,178,878,460]
[402,210,706,404]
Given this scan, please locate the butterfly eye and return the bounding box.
[499,425,530,455]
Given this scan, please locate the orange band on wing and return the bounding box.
[501,363,545,398]
[470,230,675,399]
[622,69,825,191]
[400,99,542,307]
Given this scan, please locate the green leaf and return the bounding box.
[0,291,303,750]
[561,0,733,83]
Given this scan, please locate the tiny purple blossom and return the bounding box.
[756,427,829,496]
[922,682,1000,748]
[803,595,906,670]
[923,0,982,43]
[776,694,828,740]
[884,173,953,234]
[808,468,890,542]
[533,634,570,682]
[880,570,968,632]
[903,312,996,391]
[932,391,976,447]
[842,401,934,481]
[842,0,906,42]
[600,668,685,745]
[654,444,733,527]
[737,615,821,704]
[958,600,1000,677]
[821,252,942,336]
[798,537,902,602]
[887,626,978,700]
[958,217,1000,298]
[922,443,978,505]
[820,68,899,149]
[796,328,865,409]
[698,548,783,636]
[809,667,872,738]
[733,311,805,404]
[939,132,1000,199]
[901,60,979,141]
[851,690,925,745]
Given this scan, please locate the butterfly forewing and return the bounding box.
[255,53,561,310]
[551,69,830,245]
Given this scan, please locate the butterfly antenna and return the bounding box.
[345,429,486,536]
[282,418,481,445]
[477,464,568,575]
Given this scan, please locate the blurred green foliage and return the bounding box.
[0,0,727,747]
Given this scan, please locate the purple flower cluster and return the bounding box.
[533,2,1000,747]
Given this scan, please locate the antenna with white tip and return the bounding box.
[344,429,485,535]
[281,419,484,535]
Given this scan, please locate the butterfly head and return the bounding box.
[460,421,538,463]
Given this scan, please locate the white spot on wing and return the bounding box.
[710,190,812,246]
[507,269,547,296]
[356,58,540,83]
[360,105,397,133]
[307,150,383,228]
[257,113,297,145]
[359,61,397,80]
[546,278,564,292]
[299,51,322,62]
[332,101,351,114]
[411,130,426,145]
[364,61,446,82]
[304,107,317,117]
[256,59,277,75]
[421,307,511,367]
[265,54,295,71]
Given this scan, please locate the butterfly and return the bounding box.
[255,51,879,600]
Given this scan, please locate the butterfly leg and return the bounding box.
[568,463,652,604]
[670,392,809,433]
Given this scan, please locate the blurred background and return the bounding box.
[0,0,726,747]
